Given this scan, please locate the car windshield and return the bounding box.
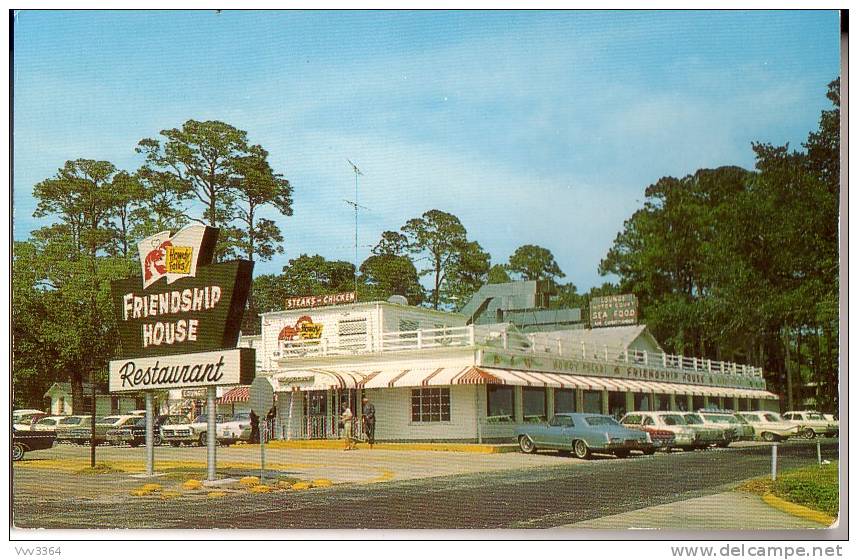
[741,414,761,422]
[99,417,125,425]
[59,417,83,425]
[806,412,824,420]
[703,414,737,424]
[658,414,686,426]
[36,418,57,425]
[684,414,704,425]
[584,416,619,426]
[165,416,191,425]
[194,414,226,423]
[232,412,251,421]
[763,413,783,422]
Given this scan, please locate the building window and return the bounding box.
[411,388,450,422]
[522,387,546,422]
[111,396,120,414]
[634,392,651,411]
[654,393,671,411]
[57,397,65,415]
[692,395,705,410]
[608,391,626,419]
[554,389,576,413]
[487,384,514,421]
[582,390,602,413]
[339,318,367,348]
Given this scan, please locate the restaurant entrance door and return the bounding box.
[303,390,328,439]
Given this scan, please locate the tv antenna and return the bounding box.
[345,160,368,297]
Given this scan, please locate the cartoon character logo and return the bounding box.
[137,225,212,289]
[278,316,322,341]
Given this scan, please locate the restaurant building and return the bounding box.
[247,282,779,442]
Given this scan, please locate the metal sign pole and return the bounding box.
[145,391,154,476]
[260,422,266,483]
[771,443,778,481]
[207,386,217,481]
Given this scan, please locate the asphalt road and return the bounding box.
[14,440,838,529]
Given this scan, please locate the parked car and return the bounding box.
[13,409,48,430]
[12,426,56,461]
[160,414,227,446]
[735,411,801,442]
[32,416,67,431]
[823,414,839,437]
[678,412,729,448]
[114,414,173,446]
[697,410,755,442]
[217,412,253,446]
[516,412,655,459]
[68,415,140,445]
[782,410,838,439]
[49,415,91,443]
[620,411,699,451]
[106,417,147,447]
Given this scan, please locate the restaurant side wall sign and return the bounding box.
[590,294,638,328]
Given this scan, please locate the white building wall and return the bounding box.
[367,385,480,442]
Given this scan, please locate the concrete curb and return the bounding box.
[263,439,517,453]
[762,493,836,526]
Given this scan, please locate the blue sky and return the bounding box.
[13,10,841,292]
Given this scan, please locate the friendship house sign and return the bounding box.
[109,226,255,393]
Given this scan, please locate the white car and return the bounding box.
[216,412,253,446]
[32,416,66,431]
[160,414,228,447]
[13,409,47,430]
[736,411,801,442]
[620,411,700,451]
[782,410,838,439]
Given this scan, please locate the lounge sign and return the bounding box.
[110,226,254,358]
[109,348,255,393]
[590,294,638,327]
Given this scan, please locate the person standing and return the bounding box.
[361,396,376,449]
[341,403,356,451]
[249,410,260,444]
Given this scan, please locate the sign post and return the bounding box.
[145,391,154,476]
[250,376,275,483]
[207,386,217,481]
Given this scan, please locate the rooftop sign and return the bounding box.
[285,291,356,310]
[590,294,638,328]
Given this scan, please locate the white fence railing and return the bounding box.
[276,324,763,378]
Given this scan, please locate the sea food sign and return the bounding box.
[590,294,638,327]
[108,225,255,392]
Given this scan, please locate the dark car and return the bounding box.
[106,414,174,446]
[12,427,56,461]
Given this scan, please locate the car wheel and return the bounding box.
[12,442,25,461]
[803,428,816,439]
[170,442,180,447]
[198,433,207,447]
[130,441,141,448]
[761,432,776,442]
[153,435,162,446]
[613,449,630,459]
[643,448,656,455]
[717,442,730,448]
[518,435,536,454]
[572,439,590,459]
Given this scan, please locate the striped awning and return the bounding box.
[217,386,250,404]
[268,365,779,400]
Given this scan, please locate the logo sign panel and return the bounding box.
[138,225,217,289]
[590,294,638,328]
[110,348,256,393]
[285,291,356,310]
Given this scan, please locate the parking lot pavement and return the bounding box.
[560,491,829,530]
[12,442,581,501]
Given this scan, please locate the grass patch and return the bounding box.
[740,461,839,517]
[75,463,124,475]
[161,466,206,481]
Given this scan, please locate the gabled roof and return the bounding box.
[44,382,108,398]
[533,324,665,354]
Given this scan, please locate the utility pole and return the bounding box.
[345,160,367,298]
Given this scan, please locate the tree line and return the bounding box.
[13,78,839,413]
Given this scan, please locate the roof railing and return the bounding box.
[273,324,764,378]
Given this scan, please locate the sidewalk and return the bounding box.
[560,491,831,530]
